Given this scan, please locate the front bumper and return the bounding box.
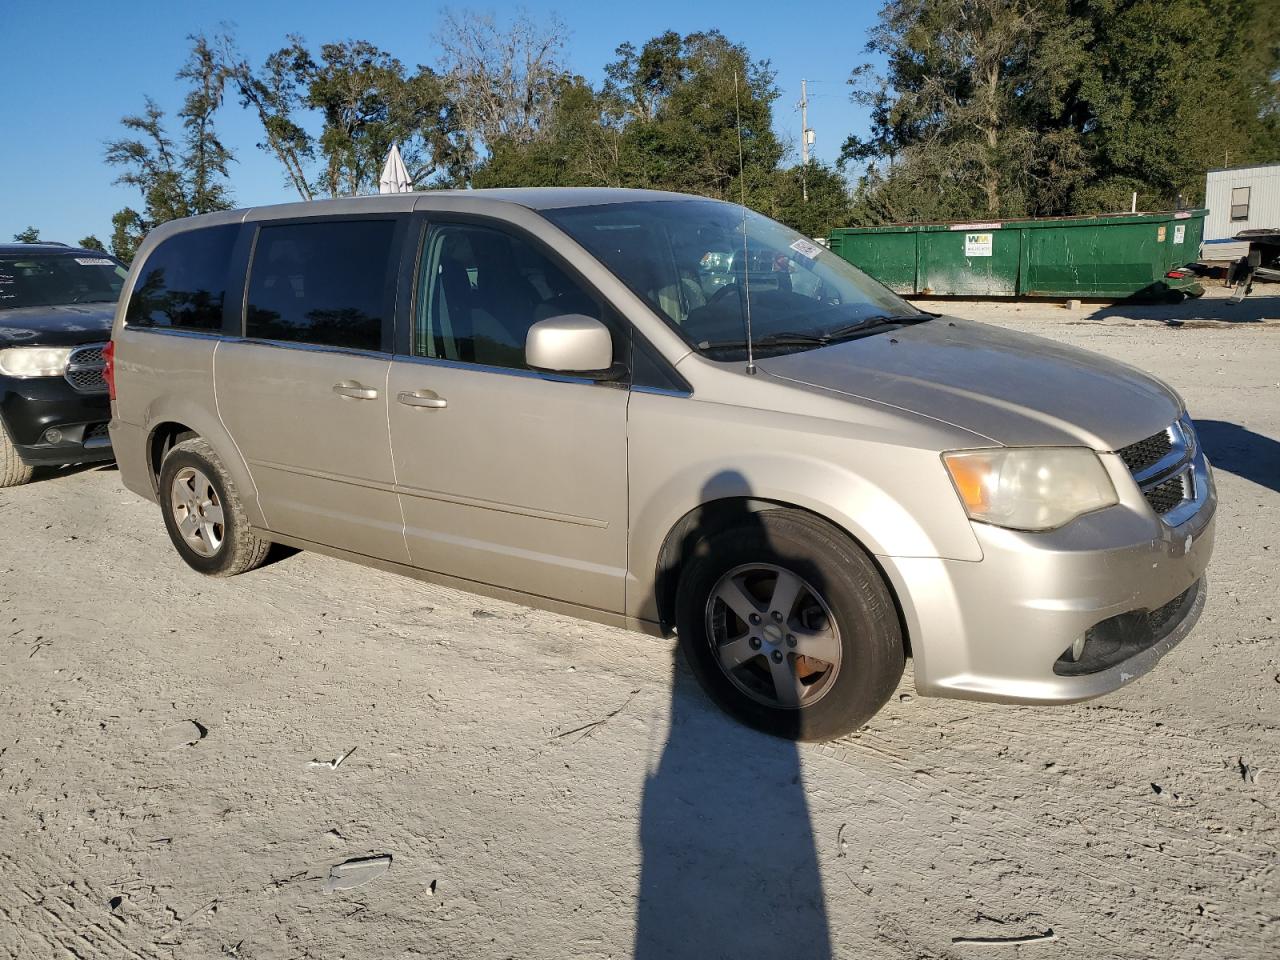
[882,444,1216,704]
[1,374,113,467]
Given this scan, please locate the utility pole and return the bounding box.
[799,78,814,204]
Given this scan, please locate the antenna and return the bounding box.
[734,70,757,376]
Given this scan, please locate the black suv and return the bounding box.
[0,243,126,486]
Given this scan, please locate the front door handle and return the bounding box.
[397,389,447,409]
[332,381,378,400]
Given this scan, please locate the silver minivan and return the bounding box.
[108,189,1215,740]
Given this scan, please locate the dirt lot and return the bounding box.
[1,286,1277,960]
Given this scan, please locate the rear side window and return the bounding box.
[246,219,396,352]
[126,225,237,331]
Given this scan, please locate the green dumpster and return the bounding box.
[828,210,1207,299]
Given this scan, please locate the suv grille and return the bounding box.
[65,343,108,394]
[1117,420,1194,518]
[1117,429,1173,474]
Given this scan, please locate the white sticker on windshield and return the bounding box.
[789,238,823,260]
[74,257,114,266]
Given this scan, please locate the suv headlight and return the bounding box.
[0,346,73,378]
[943,447,1118,531]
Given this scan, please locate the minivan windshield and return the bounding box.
[0,252,128,311]
[545,199,925,358]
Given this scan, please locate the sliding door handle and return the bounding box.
[332,381,378,400]
[397,389,447,409]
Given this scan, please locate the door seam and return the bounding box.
[385,361,411,562]
[212,339,269,527]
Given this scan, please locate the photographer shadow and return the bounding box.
[634,483,832,959]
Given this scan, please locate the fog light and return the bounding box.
[1068,633,1087,662]
[42,427,63,444]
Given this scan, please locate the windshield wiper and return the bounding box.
[818,313,935,342]
[697,332,828,350]
[696,313,936,353]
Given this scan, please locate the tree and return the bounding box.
[13,226,40,243]
[759,163,854,238]
[110,208,147,263]
[177,34,234,213]
[841,0,1080,220]
[844,0,1280,222]
[219,34,316,200]
[435,8,570,170]
[78,235,106,251]
[602,30,784,200]
[220,34,460,197]
[1061,0,1280,210]
[104,34,237,263]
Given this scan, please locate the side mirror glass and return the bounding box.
[525,314,617,376]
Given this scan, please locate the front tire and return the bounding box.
[675,510,904,741]
[159,437,269,577]
[0,420,34,488]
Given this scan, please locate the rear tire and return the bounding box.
[674,510,904,741]
[159,437,269,577]
[0,420,34,488]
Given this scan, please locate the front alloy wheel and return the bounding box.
[706,563,842,709]
[674,509,904,741]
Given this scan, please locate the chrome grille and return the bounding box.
[65,342,108,394]
[1117,419,1196,519]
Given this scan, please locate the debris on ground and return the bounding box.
[324,855,392,894]
[307,746,356,770]
[161,720,207,750]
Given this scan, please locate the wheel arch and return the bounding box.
[652,496,911,658]
[147,421,199,495]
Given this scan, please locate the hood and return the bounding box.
[0,303,116,347]
[756,317,1182,450]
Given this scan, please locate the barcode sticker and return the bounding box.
[789,238,823,260]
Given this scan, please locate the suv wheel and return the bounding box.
[675,510,904,741]
[0,420,34,488]
[159,437,270,576]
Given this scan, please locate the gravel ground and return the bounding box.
[1,285,1277,959]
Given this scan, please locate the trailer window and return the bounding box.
[1230,187,1250,222]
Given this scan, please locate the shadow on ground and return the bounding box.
[1196,420,1280,494]
[1088,287,1280,326]
[26,461,117,485]
[634,647,833,959]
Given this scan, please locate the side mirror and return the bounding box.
[525,314,616,376]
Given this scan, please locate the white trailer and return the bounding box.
[1201,163,1280,261]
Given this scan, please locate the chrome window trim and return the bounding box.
[231,336,390,361]
[119,325,225,342]
[631,384,693,399]
[389,350,606,387]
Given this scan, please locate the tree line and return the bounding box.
[92,1,1277,262]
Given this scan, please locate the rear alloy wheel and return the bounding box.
[675,509,904,741]
[169,465,225,557]
[159,437,270,577]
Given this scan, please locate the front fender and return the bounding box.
[625,391,983,623]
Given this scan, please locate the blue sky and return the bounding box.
[0,1,883,245]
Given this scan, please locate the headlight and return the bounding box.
[943,447,1118,531]
[0,346,73,378]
